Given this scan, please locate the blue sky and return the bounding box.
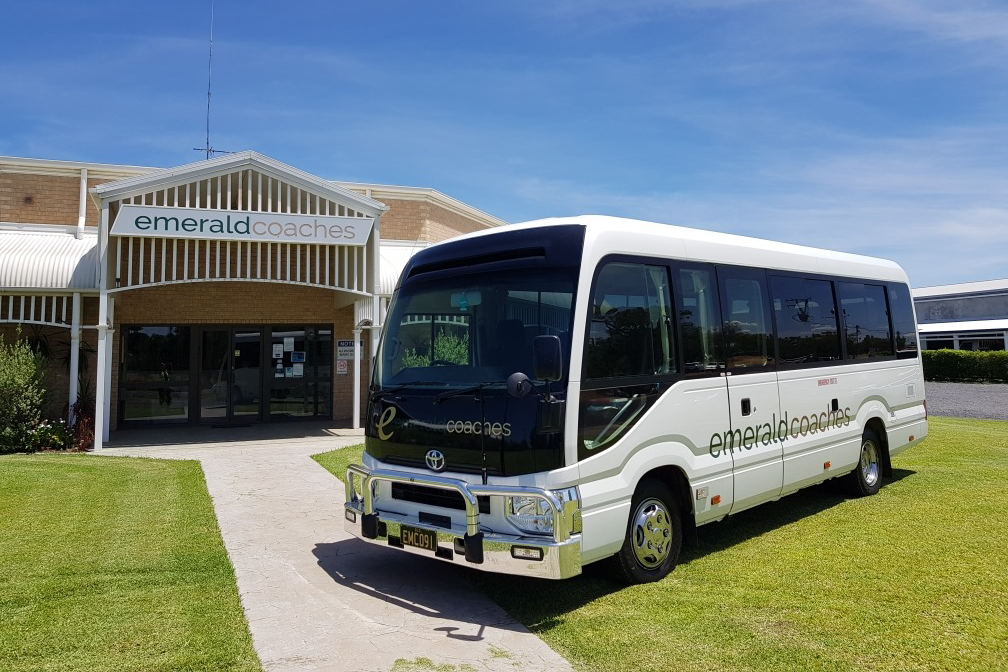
[2,0,1006,287]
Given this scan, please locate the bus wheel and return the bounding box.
[846,428,883,497]
[611,478,683,584]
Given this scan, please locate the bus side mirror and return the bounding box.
[533,335,562,382]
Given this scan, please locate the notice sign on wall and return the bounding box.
[336,360,348,375]
[111,205,374,246]
[337,340,361,360]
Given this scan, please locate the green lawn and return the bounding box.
[0,454,261,672]
[316,416,1008,671]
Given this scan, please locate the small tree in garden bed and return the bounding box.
[0,331,48,453]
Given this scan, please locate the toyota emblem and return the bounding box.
[425,449,446,472]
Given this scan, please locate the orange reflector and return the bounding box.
[711,495,721,505]
[824,461,831,470]
[909,435,915,441]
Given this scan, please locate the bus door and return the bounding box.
[674,264,733,524]
[717,266,784,513]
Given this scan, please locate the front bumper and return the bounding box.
[343,464,582,580]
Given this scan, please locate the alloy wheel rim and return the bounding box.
[631,497,672,569]
[860,439,880,487]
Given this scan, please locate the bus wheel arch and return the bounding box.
[610,467,689,584]
[864,416,892,477]
[846,421,887,497]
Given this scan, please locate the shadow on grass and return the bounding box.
[468,467,918,631]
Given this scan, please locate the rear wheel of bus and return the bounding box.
[847,428,884,497]
[611,478,683,584]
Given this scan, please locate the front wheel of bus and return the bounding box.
[847,428,883,497]
[612,479,683,584]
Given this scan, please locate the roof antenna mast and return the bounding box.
[195,0,231,158]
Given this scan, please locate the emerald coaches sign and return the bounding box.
[111,205,374,246]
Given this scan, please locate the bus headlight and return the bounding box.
[506,496,554,535]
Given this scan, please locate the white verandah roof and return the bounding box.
[0,229,98,292]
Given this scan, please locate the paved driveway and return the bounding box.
[100,426,571,672]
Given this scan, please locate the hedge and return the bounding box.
[921,349,1008,383]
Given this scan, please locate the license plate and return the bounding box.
[401,525,438,552]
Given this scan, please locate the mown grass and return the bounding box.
[0,454,261,672]
[316,417,1008,671]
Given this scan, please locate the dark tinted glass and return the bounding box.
[585,262,675,379]
[719,267,774,370]
[888,284,919,358]
[677,267,723,373]
[122,326,191,383]
[838,283,893,359]
[771,276,841,364]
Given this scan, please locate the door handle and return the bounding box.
[741,398,752,416]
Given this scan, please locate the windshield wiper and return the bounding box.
[370,380,448,401]
[433,380,506,405]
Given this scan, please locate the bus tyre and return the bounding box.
[846,428,883,497]
[612,479,683,584]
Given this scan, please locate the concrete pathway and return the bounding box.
[99,425,571,672]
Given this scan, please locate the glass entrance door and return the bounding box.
[199,329,230,423]
[198,328,264,424]
[232,329,262,420]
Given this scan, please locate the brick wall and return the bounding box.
[0,172,113,228]
[1,174,81,226]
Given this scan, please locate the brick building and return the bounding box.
[0,153,504,448]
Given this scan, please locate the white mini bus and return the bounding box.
[344,216,927,582]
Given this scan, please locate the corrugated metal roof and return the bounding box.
[379,242,428,295]
[0,231,98,291]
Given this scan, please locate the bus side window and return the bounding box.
[717,267,775,371]
[887,283,919,359]
[770,275,842,365]
[585,262,675,379]
[838,282,893,359]
[677,267,723,374]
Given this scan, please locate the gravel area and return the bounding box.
[925,382,1008,421]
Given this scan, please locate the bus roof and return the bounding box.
[436,215,908,284]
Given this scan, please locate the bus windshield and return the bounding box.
[376,269,576,388]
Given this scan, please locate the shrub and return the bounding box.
[65,398,96,451]
[30,418,73,451]
[922,349,1008,383]
[0,333,48,453]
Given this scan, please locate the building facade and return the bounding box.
[0,153,504,448]
[913,279,1008,351]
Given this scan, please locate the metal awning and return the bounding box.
[918,319,1008,334]
[0,230,98,292]
[379,242,428,295]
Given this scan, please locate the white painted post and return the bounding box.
[370,213,382,375]
[103,297,115,442]
[352,327,362,429]
[93,205,110,450]
[68,293,81,425]
[76,168,88,240]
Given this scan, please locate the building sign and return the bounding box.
[111,205,373,246]
[337,340,361,360]
[337,360,348,375]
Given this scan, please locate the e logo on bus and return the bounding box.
[377,406,397,440]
